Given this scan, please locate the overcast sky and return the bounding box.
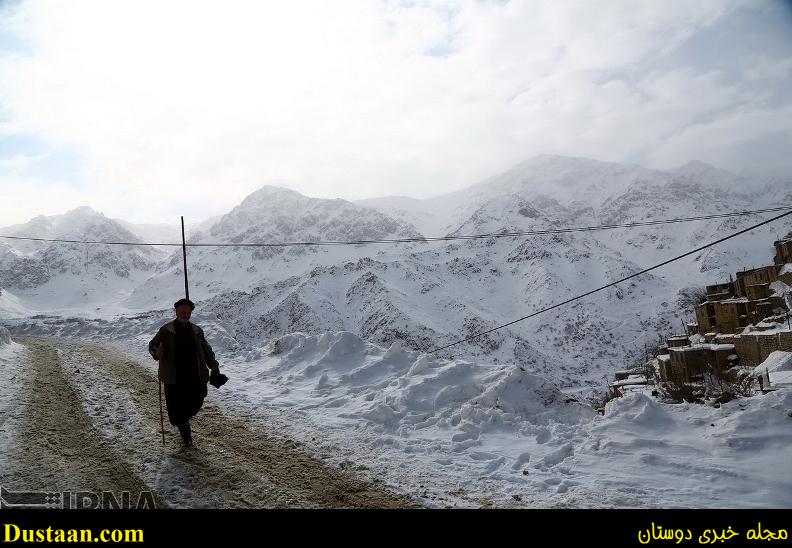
[0,0,790,226]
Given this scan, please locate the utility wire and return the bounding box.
[425,209,792,354]
[0,206,790,248]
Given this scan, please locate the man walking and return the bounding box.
[148,298,224,446]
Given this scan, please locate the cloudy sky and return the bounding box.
[0,0,790,226]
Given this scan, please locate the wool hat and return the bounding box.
[174,298,195,310]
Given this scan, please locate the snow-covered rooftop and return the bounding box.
[669,345,708,353]
[668,343,734,353]
[753,351,792,377]
[710,344,735,351]
[611,377,648,388]
[752,351,792,387]
[740,325,792,337]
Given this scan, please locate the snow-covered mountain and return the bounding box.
[125,186,425,311]
[0,207,164,314]
[360,155,719,235]
[167,158,792,391]
[3,156,791,393]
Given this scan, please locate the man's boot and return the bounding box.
[177,421,192,446]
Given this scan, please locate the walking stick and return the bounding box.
[158,380,165,446]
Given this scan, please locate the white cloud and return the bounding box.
[0,152,45,173]
[0,0,788,225]
[647,103,792,172]
[0,176,103,224]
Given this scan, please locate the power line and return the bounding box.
[1,206,790,248]
[425,209,792,354]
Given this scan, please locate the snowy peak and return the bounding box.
[125,184,426,309]
[359,154,774,238]
[235,185,308,212]
[671,159,721,173]
[62,205,98,217]
[2,206,143,245]
[665,160,745,188]
[204,184,423,243]
[474,155,670,206]
[0,207,161,295]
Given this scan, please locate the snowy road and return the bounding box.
[2,336,418,508]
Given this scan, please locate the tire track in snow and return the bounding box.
[6,337,165,508]
[15,336,418,508]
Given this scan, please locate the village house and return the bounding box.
[777,263,792,287]
[653,237,792,391]
[734,265,779,300]
[695,289,777,335]
[607,237,791,399]
[666,335,689,348]
[659,338,737,383]
[609,374,650,397]
[774,238,792,266]
[733,322,792,367]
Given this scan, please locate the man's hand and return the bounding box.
[152,343,164,361]
[209,368,228,388]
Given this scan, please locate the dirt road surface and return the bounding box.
[2,336,419,509]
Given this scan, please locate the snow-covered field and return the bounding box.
[214,330,792,508]
[36,321,786,508]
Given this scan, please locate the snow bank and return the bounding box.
[218,331,792,507]
[585,390,792,507]
[262,331,594,438]
[214,331,609,505]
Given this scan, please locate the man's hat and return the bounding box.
[174,298,195,310]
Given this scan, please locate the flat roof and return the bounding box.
[669,346,708,353]
[668,343,735,352]
[611,378,648,387]
[710,344,735,351]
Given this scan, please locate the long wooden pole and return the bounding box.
[181,216,189,300]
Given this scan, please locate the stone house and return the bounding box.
[733,328,792,368]
[774,238,792,266]
[666,335,689,348]
[735,265,779,300]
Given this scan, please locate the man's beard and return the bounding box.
[176,317,190,323]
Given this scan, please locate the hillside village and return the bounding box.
[611,237,792,401]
